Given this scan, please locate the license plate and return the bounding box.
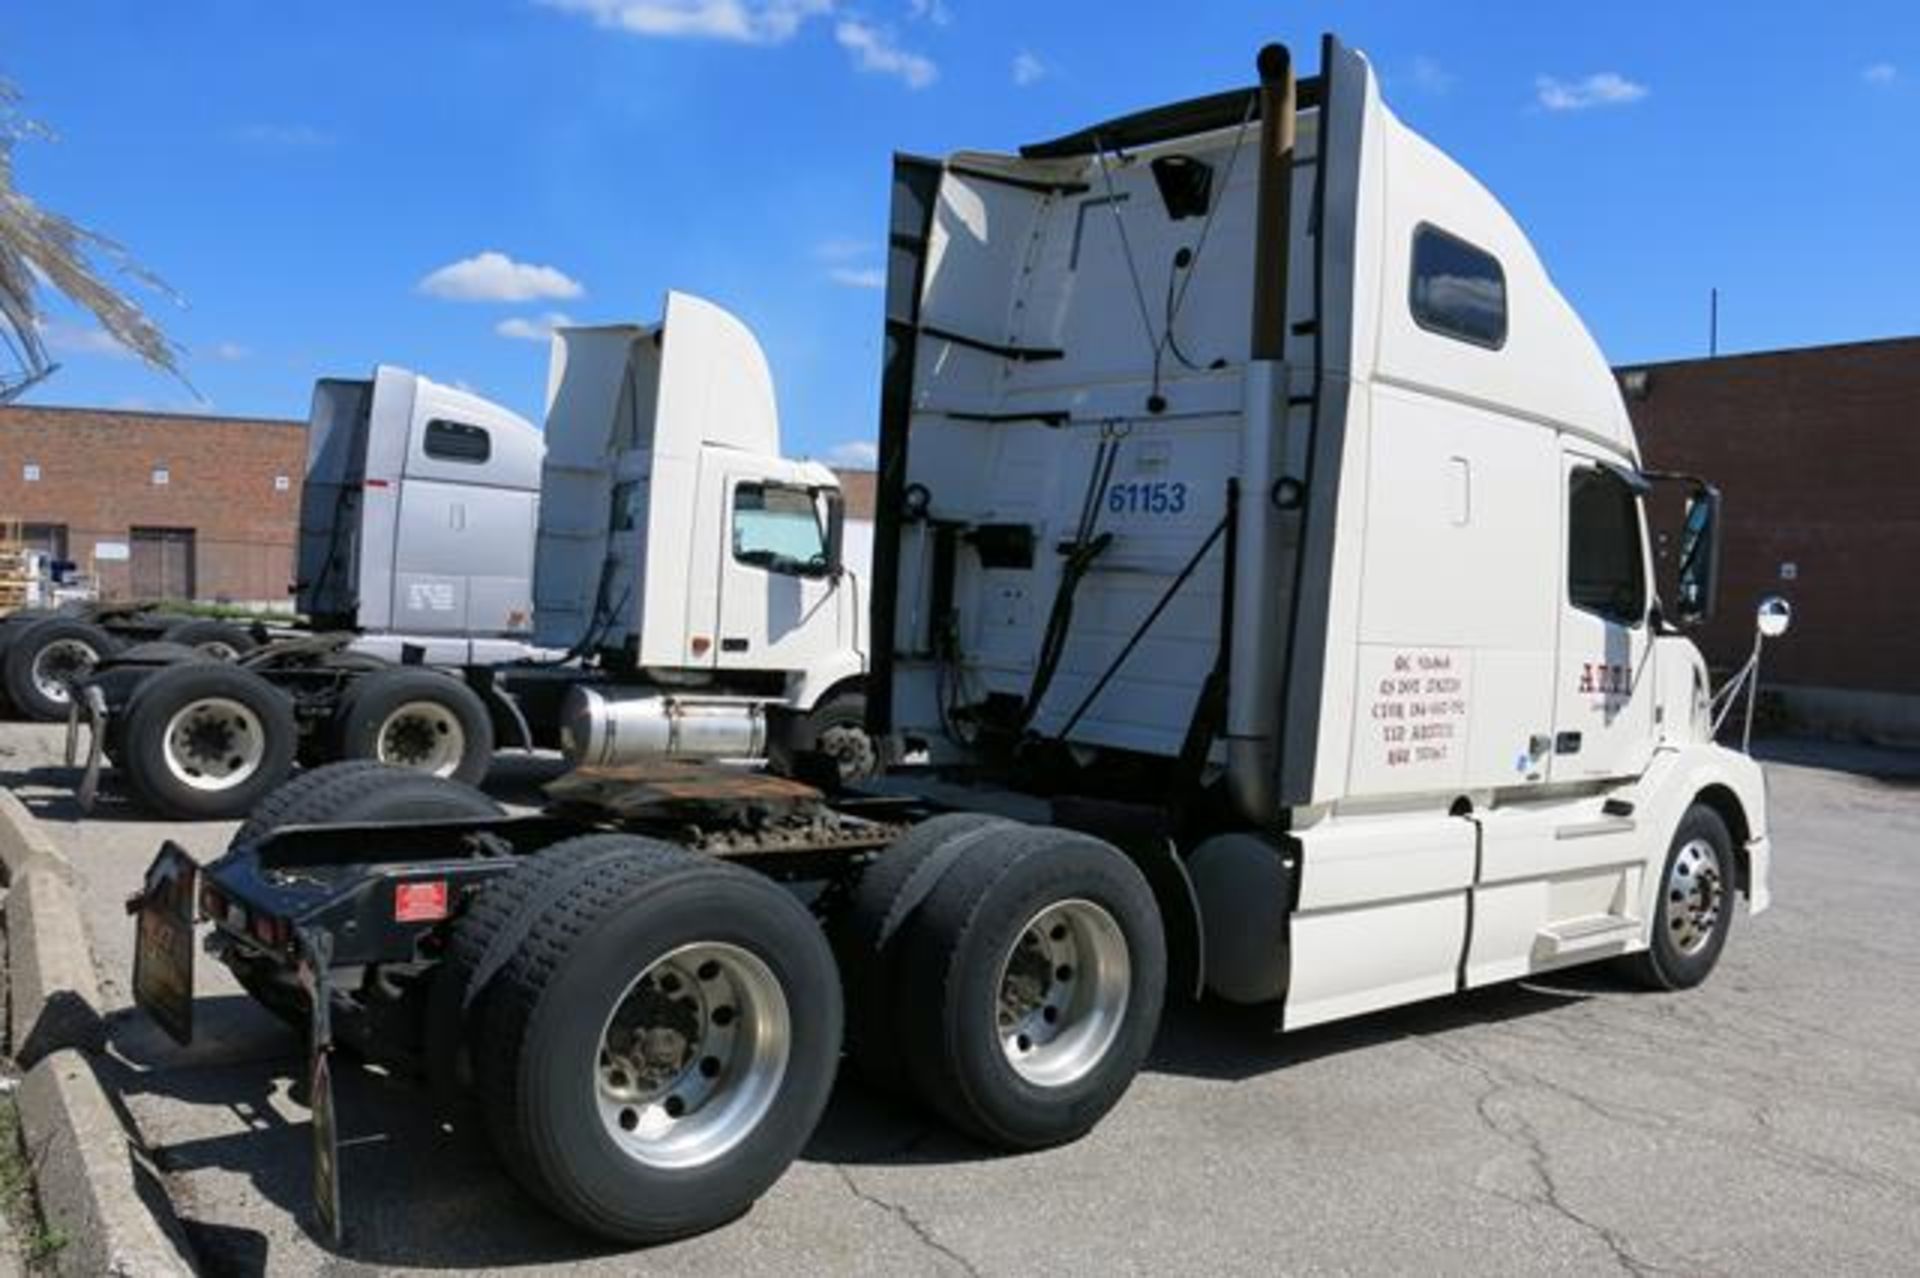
[131,842,198,1046]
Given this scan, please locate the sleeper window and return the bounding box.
[1568,466,1647,625]
[733,484,826,574]
[1410,224,1507,349]
[423,419,491,464]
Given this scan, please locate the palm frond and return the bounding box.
[0,76,187,402]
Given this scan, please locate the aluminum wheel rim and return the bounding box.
[162,697,266,792]
[1667,837,1725,956]
[594,942,790,1170]
[375,700,466,776]
[996,898,1130,1088]
[30,638,100,706]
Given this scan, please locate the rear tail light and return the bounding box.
[250,913,292,949]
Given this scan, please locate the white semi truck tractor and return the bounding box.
[129,35,1784,1248]
[83,295,873,817]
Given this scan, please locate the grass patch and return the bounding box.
[0,1093,68,1268]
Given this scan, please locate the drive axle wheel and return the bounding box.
[3,618,119,721]
[596,942,789,1170]
[896,824,1165,1150]
[163,696,266,790]
[121,664,297,819]
[476,840,841,1244]
[335,668,494,785]
[996,899,1131,1088]
[375,700,468,775]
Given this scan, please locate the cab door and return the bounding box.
[715,471,841,672]
[1550,450,1657,781]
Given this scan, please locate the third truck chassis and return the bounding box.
[131,36,1780,1248]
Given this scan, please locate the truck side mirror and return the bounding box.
[822,490,847,579]
[1643,471,1721,631]
[1756,595,1791,639]
[1672,484,1721,626]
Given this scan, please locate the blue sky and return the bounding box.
[6,1,1917,464]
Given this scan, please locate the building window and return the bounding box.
[151,466,170,487]
[1410,223,1507,349]
[1568,466,1646,625]
[732,483,826,575]
[21,523,67,560]
[22,462,39,483]
[274,475,291,492]
[423,419,491,464]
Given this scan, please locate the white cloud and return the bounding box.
[907,0,951,24]
[835,19,937,89]
[207,341,251,362]
[1012,50,1046,87]
[1535,72,1649,111]
[495,311,577,341]
[418,251,585,303]
[1411,55,1453,95]
[233,123,336,147]
[1863,62,1897,86]
[37,319,131,359]
[828,440,878,466]
[814,236,873,261]
[828,266,885,289]
[536,0,830,44]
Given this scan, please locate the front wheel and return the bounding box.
[769,691,878,785]
[1621,804,1736,990]
[474,841,842,1243]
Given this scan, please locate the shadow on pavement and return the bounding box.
[102,966,1636,1272]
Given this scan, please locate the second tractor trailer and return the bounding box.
[129,35,1782,1249]
[77,293,874,818]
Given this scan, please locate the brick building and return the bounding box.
[1620,336,1920,743]
[0,404,305,606]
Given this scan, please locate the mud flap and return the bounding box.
[68,684,108,812]
[127,842,198,1046]
[297,928,344,1247]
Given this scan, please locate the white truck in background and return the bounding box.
[296,366,549,665]
[129,35,1785,1249]
[78,296,873,818]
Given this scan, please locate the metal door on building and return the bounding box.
[130,527,196,600]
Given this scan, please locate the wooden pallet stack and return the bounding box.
[0,519,32,616]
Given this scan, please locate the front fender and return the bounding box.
[1625,743,1772,923]
[784,651,866,713]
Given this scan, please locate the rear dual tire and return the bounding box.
[120,664,297,820]
[454,836,842,1244]
[1,617,119,721]
[839,819,1166,1150]
[334,668,494,787]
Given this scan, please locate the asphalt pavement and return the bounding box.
[3,721,1917,1276]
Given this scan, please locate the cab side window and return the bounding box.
[1568,466,1647,625]
[1410,224,1507,349]
[423,419,491,464]
[733,483,826,575]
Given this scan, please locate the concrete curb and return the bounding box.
[0,791,104,1065]
[17,1051,195,1277]
[1,790,196,1275]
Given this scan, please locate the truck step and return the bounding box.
[1536,913,1641,958]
